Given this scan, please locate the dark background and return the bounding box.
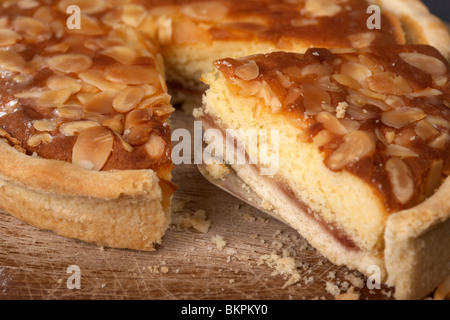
[422,0,450,22]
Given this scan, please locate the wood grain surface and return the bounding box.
[0,103,396,300]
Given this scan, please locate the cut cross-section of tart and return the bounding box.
[0,1,176,251]
[197,45,450,299]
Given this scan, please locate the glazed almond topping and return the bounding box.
[0,0,174,172]
[214,46,450,211]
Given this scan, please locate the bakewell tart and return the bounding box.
[0,0,448,270]
[197,45,450,299]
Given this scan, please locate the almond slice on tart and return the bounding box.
[197,45,450,300]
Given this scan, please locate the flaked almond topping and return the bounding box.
[235,60,260,81]
[301,63,331,77]
[27,133,52,148]
[358,55,383,73]
[381,108,426,129]
[283,66,303,79]
[426,116,450,129]
[100,46,138,65]
[316,76,341,93]
[172,20,211,45]
[340,62,372,84]
[386,157,415,204]
[433,75,448,87]
[317,112,348,135]
[326,130,376,170]
[284,87,302,106]
[305,0,341,17]
[58,0,107,15]
[102,115,124,134]
[359,88,386,101]
[37,89,72,108]
[157,16,173,46]
[394,128,416,146]
[114,132,134,153]
[0,50,26,72]
[105,65,160,86]
[79,70,126,92]
[348,32,376,49]
[332,74,362,89]
[47,54,92,74]
[276,70,293,89]
[145,133,166,159]
[13,16,50,39]
[399,52,447,76]
[425,159,444,198]
[234,78,262,97]
[57,104,84,120]
[346,105,377,121]
[83,92,114,114]
[44,43,70,54]
[0,29,21,46]
[124,109,152,131]
[121,4,146,28]
[17,0,40,10]
[409,88,443,98]
[59,120,99,136]
[152,105,176,117]
[415,120,440,141]
[301,84,331,116]
[257,81,282,113]
[386,144,419,158]
[68,15,104,36]
[72,126,114,171]
[366,72,412,95]
[33,119,56,132]
[138,93,172,110]
[124,123,153,146]
[429,132,450,150]
[113,87,145,113]
[47,75,82,94]
[339,118,360,132]
[313,130,333,147]
[180,2,229,22]
[385,95,404,109]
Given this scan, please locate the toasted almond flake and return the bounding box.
[124,109,153,131]
[157,16,173,46]
[284,87,302,105]
[433,75,448,87]
[346,105,377,121]
[386,158,414,204]
[327,131,375,170]
[302,84,331,116]
[58,0,107,14]
[235,60,260,81]
[72,126,113,171]
[332,74,362,89]
[409,88,443,98]
[415,120,440,140]
[15,88,47,99]
[233,77,261,97]
[102,115,124,134]
[366,72,412,95]
[37,89,72,108]
[17,0,40,9]
[0,50,26,72]
[399,52,447,76]
[381,107,426,129]
[359,88,386,101]
[33,119,57,132]
[83,92,115,114]
[79,70,126,92]
[358,55,384,73]
[305,0,341,17]
[47,54,92,74]
[426,116,450,129]
[44,43,70,53]
[385,95,404,109]
[121,4,147,27]
[114,132,134,152]
[429,132,450,149]
[172,20,211,44]
[57,104,84,120]
[257,81,282,113]
[0,29,21,46]
[13,16,50,39]
[313,130,333,147]
[315,76,341,93]
[68,15,104,36]
[27,133,52,147]
[105,65,160,86]
[348,32,376,48]
[301,63,331,77]
[145,133,166,158]
[341,62,372,83]
[60,120,99,136]
[425,159,444,198]
[46,75,82,94]
[317,112,348,136]
[100,46,138,65]
[124,123,153,146]
[152,105,176,117]
[113,87,145,113]
[180,2,229,21]
[339,118,360,132]
[386,144,419,158]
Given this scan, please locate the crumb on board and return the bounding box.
[335,286,360,300]
[212,235,227,252]
[172,209,210,233]
[326,281,341,297]
[344,273,365,289]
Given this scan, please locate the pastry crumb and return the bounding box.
[336,101,348,119]
[205,160,229,180]
[325,281,341,297]
[336,286,360,300]
[212,235,227,252]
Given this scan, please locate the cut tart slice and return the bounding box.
[197,45,450,299]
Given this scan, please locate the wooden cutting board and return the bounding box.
[0,104,396,300]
